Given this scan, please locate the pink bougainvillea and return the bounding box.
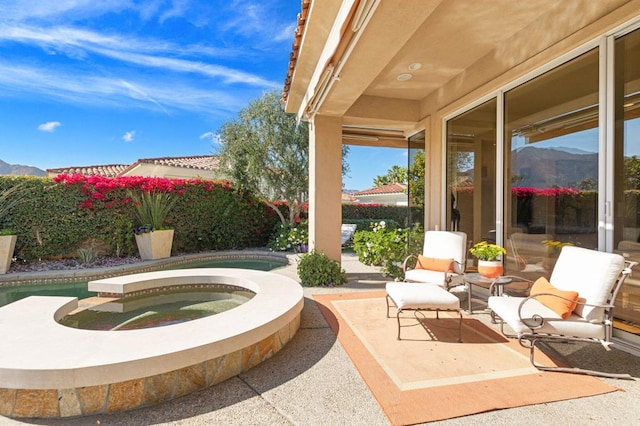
[452,185,582,198]
[53,174,233,210]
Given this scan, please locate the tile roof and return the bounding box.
[47,155,218,178]
[135,155,219,170]
[342,192,357,203]
[281,0,310,104]
[47,164,128,178]
[354,183,407,196]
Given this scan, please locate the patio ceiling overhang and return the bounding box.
[283,0,610,148]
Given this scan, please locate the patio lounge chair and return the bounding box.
[402,230,467,290]
[488,245,637,378]
[341,224,357,245]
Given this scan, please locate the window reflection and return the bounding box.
[613,29,640,336]
[446,99,497,269]
[504,48,599,277]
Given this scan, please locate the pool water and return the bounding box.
[59,286,254,331]
[0,257,286,308]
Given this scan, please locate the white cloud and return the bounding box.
[0,62,249,114]
[200,132,219,142]
[0,24,280,91]
[0,1,287,115]
[159,0,190,23]
[38,121,61,132]
[274,23,296,43]
[122,130,136,142]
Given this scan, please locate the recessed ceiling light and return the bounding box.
[397,73,412,81]
[408,62,422,71]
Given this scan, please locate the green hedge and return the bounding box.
[0,175,279,261]
[341,218,400,232]
[342,204,423,227]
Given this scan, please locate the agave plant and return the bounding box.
[0,184,24,234]
[129,191,177,233]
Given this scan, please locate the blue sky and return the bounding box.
[0,0,404,190]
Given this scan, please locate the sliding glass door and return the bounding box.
[446,99,497,269]
[612,28,640,337]
[504,49,599,277]
[444,28,640,342]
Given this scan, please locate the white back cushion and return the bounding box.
[550,246,624,321]
[422,231,467,274]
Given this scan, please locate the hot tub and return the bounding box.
[0,268,303,418]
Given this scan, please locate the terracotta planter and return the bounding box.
[0,234,17,274]
[477,260,503,278]
[134,229,174,260]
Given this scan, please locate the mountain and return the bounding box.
[0,159,46,176]
[511,146,597,188]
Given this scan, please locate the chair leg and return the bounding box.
[396,310,402,340]
[524,336,634,380]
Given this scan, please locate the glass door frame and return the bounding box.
[441,22,640,348]
[604,21,640,349]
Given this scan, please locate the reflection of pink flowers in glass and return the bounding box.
[451,185,582,198]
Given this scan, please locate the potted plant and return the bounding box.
[130,191,177,260]
[469,241,506,278]
[0,184,24,274]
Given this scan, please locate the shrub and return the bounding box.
[342,204,423,227]
[0,175,279,261]
[297,250,347,287]
[0,181,25,234]
[353,222,424,280]
[268,221,308,252]
[343,218,400,232]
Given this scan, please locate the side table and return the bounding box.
[463,273,512,314]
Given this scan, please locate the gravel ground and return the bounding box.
[8,256,145,273]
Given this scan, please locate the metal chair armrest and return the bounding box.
[402,254,418,272]
[517,293,612,329]
[488,275,533,295]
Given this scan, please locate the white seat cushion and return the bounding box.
[404,268,453,286]
[386,282,460,311]
[488,295,606,339]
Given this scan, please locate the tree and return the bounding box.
[371,150,425,208]
[624,155,640,190]
[374,165,408,187]
[408,150,425,208]
[217,90,349,227]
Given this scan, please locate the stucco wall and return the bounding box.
[420,0,640,229]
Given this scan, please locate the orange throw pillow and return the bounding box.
[530,277,579,319]
[416,255,454,273]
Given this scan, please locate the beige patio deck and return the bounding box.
[1,252,639,425]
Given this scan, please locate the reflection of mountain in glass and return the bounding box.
[511,146,597,188]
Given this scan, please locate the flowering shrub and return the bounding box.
[353,222,424,280]
[268,222,308,252]
[510,186,580,198]
[1,175,278,261]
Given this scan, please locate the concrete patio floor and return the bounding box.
[1,252,639,425]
